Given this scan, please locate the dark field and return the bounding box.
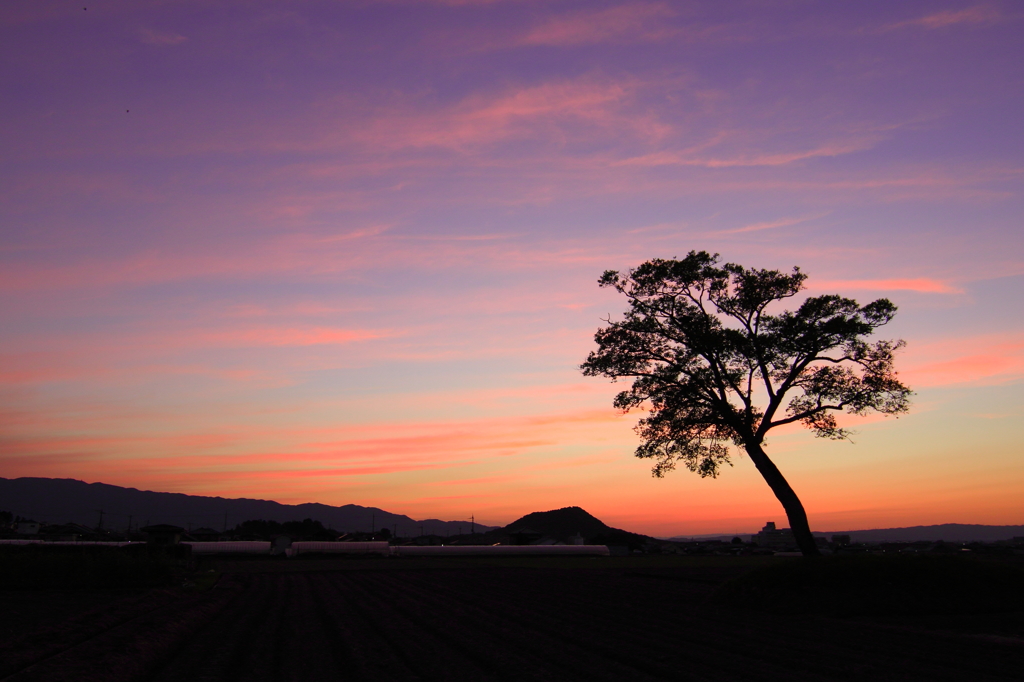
[2,555,1022,681]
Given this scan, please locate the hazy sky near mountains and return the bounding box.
[2,0,1023,535]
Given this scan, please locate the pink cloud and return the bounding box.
[521,3,677,46]
[534,158,1015,205]
[0,219,614,296]
[0,276,611,387]
[12,62,1007,216]
[32,73,670,163]
[0,233,373,292]
[616,140,880,169]
[3,322,391,365]
[810,278,963,294]
[901,332,1024,387]
[348,76,673,155]
[2,152,1008,317]
[0,332,377,390]
[717,213,829,235]
[204,326,391,348]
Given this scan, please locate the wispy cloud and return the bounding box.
[0,406,634,496]
[204,326,391,348]
[521,2,678,46]
[810,278,963,294]
[354,76,671,153]
[901,332,1024,387]
[616,140,879,169]
[716,213,829,235]
[881,5,1005,31]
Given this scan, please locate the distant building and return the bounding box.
[272,535,292,555]
[831,534,851,546]
[752,522,795,548]
[141,524,185,546]
[45,523,99,541]
[508,527,543,546]
[14,521,40,535]
[189,527,222,542]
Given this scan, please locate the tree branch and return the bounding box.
[768,402,846,429]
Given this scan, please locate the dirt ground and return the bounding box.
[2,556,1022,681]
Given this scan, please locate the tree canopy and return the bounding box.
[581,251,912,555]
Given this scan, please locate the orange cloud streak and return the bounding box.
[811,278,962,294]
[901,332,1024,387]
[0,404,634,481]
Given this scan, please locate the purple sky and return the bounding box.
[2,1,1022,535]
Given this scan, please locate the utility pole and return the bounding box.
[127,515,133,534]
[371,513,375,536]
[393,523,397,539]
[419,525,424,538]
[96,509,104,532]
[471,514,475,535]
[223,512,228,533]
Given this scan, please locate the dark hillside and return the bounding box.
[500,506,649,547]
[507,506,614,538]
[0,477,495,536]
[826,523,1024,543]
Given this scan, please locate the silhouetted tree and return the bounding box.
[581,252,912,556]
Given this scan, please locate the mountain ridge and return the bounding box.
[6,478,1019,543]
[669,523,1024,543]
[0,477,496,536]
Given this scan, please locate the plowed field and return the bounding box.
[3,557,1022,681]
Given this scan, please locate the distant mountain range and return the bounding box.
[0,478,495,536]
[670,523,1024,544]
[5,478,1019,544]
[819,524,1024,543]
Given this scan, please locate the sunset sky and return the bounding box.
[2,1,1022,536]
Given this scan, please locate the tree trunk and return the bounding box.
[744,442,821,556]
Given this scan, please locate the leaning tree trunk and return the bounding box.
[744,442,821,556]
